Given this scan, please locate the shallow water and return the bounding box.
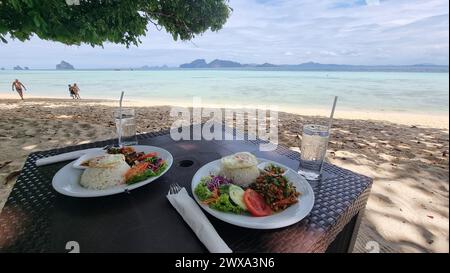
[1,70,448,114]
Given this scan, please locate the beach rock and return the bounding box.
[56,61,75,70]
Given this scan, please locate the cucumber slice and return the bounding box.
[229,184,247,210]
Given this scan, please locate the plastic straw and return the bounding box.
[118,91,124,146]
[328,96,338,132]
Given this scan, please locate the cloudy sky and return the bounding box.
[0,0,448,68]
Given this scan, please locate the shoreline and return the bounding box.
[1,94,448,129]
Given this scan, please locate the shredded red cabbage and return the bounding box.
[146,158,165,172]
[206,175,232,191]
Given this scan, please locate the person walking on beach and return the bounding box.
[68,84,76,99]
[72,83,81,99]
[11,79,27,100]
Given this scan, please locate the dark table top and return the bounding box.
[0,125,372,253]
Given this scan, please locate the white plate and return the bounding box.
[191,158,315,229]
[52,145,173,198]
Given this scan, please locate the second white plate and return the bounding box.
[191,158,315,229]
[52,145,173,198]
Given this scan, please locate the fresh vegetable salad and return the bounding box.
[194,163,301,217]
[107,147,167,184]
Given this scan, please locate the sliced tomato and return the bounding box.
[243,189,272,217]
[138,152,158,161]
[125,162,149,181]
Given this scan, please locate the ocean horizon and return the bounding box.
[1,70,448,116]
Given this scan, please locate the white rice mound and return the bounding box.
[80,156,130,190]
[220,165,260,187]
[220,152,260,187]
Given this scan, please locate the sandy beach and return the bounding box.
[0,97,448,253]
[1,93,448,129]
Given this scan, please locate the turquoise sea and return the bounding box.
[0,70,448,114]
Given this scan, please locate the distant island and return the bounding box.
[56,61,75,70]
[180,59,242,68]
[179,59,449,72]
[2,60,446,72]
[12,65,30,70]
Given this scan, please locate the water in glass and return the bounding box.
[114,108,137,146]
[298,124,329,180]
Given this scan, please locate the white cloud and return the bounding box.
[0,0,448,68]
[320,50,338,57]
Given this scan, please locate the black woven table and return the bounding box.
[0,125,372,253]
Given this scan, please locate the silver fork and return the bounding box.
[169,183,182,195]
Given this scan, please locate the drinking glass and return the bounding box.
[113,108,137,146]
[298,124,329,180]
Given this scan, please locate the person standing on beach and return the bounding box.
[73,83,81,99]
[11,79,27,100]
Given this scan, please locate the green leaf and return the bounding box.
[0,0,231,46]
[33,16,41,27]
